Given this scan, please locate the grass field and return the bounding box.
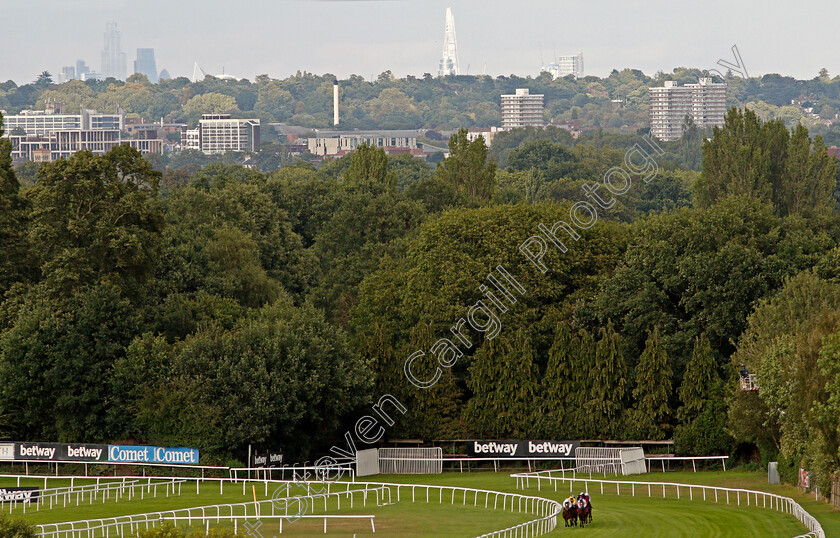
[2,469,838,536]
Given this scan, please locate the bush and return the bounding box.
[0,514,36,538]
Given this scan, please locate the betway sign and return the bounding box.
[15,443,108,462]
[468,440,580,458]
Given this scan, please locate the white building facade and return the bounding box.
[197,114,260,154]
[307,130,419,156]
[650,78,727,141]
[501,89,545,129]
[544,53,584,79]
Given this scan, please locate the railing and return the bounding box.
[510,470,824,538]
[31,479,561,538]
[35,482,390,537]
[2,479,186,514]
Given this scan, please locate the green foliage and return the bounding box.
[697,108,837,217]
[0,514,35,538]
[587,322,629,437]
[0,283,137,440]
[344,143,395,189]
[0,113,33,298]
[538,323,590,438]
[630,327,672,439]
[729,271,840,484]
[678,334,719,423]
[436,128,497,201]
[351,203,627,438]
[465,330,540,437]
[591,196,835,372]
[121,296,371,459]
[673,395,732,457]
[25,146,163,296]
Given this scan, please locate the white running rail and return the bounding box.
[32,479,561,538]
[511,470,825,538]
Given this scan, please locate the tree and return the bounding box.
[728,271,840,483]
[677,334,718,423]
[125,296,372,459]
[465,330,540,437]
[696,108,837,217]
[182,93,239,123]
[436,128,497,201]
[539,323,589,438]
[344,143,395,189]
[0,112,33,298]
[673,334,731,456]
[35,71,52,87]
[586,322,629,438]
[0,283,137,441]
[630,327,672,439]
[25,146,163,296]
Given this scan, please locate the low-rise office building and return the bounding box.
[307,129,419,156]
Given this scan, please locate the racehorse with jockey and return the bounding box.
[577,492,592,525]
[562,495,578,527]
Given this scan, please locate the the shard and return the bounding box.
[438,7,460,77]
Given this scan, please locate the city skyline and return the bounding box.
[0,0,836,84]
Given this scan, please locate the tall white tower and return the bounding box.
[438,7,460,77]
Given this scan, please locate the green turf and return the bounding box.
[2,470,838,536]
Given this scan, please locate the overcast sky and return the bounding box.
[0,0,830,84]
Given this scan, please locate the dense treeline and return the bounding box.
[6,67,840,139]
[1,110,840,488]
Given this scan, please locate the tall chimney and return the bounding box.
[333,80,339,126]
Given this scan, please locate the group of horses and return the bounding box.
[562,493,593,528]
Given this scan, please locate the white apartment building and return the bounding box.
[307,129,419,156]
[650,78,727,141]
[501,89,545,129]
[197,114,260,154]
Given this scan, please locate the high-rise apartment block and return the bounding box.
[134,49,158,83]
[501,89,545,129]
[543,53,584,79]
[192,114,260,154]
[649,78,727,141]
[101,23,127,80]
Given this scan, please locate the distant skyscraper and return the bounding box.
[134,48,158,83]
[543,53,584,79]
[76,60,91,79]
[438,7,459,77]
[101,23,127,80]
[58,66,76,83]
[158,68,171,81]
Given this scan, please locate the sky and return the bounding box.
[0,0,831,84]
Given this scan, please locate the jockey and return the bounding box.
[566,495,576,507]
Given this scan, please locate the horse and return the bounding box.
[562,500,578,527]
[577,498,592,528]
